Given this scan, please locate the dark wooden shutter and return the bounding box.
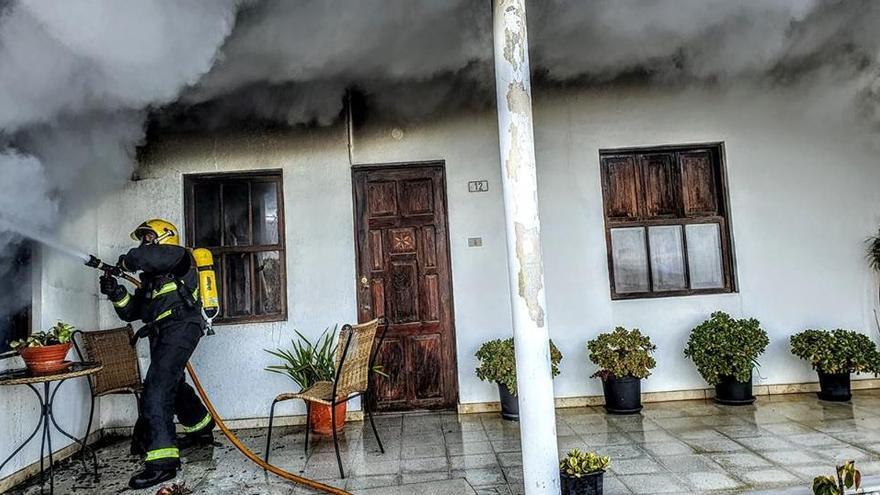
[601,155,642,221]
[679,150,719,216]
[639,153,679,219]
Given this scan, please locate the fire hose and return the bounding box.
[86,256,350,495]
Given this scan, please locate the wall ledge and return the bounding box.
[456,379,880,414]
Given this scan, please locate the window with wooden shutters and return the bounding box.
[184,170,287,324]
[600,144,735,299]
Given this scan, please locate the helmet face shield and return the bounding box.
[130,219,180,246]
[134,227,157,244]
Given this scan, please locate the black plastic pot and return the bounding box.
[498,382,519,421]
[560,470,604,495]
[714,373,755,405]
[817,371,851,402]
[601,375,642,414]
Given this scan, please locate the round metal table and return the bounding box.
[0,362,103,494]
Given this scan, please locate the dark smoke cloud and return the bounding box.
[160,0,880,128]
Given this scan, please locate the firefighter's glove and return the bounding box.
[99,275,125,301]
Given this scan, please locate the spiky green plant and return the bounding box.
[869,229,880,272]
[264,327,337,390]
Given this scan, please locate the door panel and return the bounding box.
[353,164,458,411]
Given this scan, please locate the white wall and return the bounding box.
[0,210,100,480]
[96,127,360,424]
[93,83,880,429]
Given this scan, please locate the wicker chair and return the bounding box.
[71,325,143,458]
[264,319,386,478]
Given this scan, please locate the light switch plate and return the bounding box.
[468,237,483,247]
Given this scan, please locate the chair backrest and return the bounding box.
[73,325,143,397]
[333,319,379,398]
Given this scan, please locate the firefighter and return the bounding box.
[98,219,215,489]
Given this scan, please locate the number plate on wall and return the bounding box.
[468,180,489,193]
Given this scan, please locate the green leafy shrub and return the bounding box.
[683,312,769,385]
[475,338,562,396]
[790,329,880,375]
[265,327,337,390]
[10,321,74,350]
[587,327,656,380]
[559,449,610,477]
[812,460,861,495]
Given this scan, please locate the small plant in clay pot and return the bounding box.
[11,321,75,374]
[587,327,656,414]
[475,338,563,421]
[684,312,768,405]
[265,326,346,434]
[559,448,610,495]
[790,329,880,402]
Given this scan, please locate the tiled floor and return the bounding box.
[8,390,880,494]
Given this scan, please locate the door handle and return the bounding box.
[360,276,372,313]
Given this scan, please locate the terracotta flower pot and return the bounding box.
[309,402,347,435]
[19,343,72,374]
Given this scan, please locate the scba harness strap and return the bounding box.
[129,277,203,346]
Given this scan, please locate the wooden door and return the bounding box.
[352,163,458,411]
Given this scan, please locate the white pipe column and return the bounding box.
[492,1,560,493]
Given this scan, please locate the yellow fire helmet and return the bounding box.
[130,218,180,246]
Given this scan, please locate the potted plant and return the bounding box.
[10,322,75,374]
[475,337,563,421]
[790,329,880,402]
[812,460,861,495]
[559,448,610,495]
[868,227,880,296]
[264,327,344,434]
[684,312,768,405]
[587,327,656,414]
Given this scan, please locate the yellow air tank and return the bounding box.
[192,248,219,321]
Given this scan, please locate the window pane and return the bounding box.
[222,182,251,246]
[610,227,649,293]
[224,253,252,316]
[193,182,221,247]
[255,251,283,315]
[648,225,686,291]
[686,223,725,289]
[252,181,279,246]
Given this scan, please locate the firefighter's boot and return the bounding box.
[128,466,177,490]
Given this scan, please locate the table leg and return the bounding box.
[0,385,44,476]
[48,379,99,481]
[43,382,54,495]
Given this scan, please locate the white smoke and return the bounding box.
[0,0,238,345]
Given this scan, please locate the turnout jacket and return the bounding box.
[109,244,203,327]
